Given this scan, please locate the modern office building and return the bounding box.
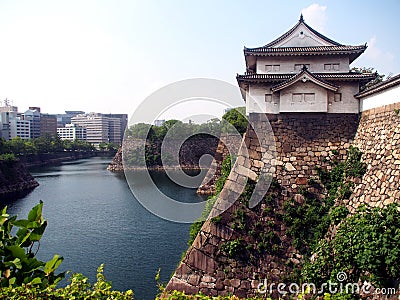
[103,113,128,140]
[0,111,30,140]
[40,114,57,137]
[10,113,30,140]
[71,113,123,147]
[23,109,41,139]
[108,117,122,145]
[56,111,85,128]
[57,123,87,141]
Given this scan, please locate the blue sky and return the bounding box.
[0,0,399,119]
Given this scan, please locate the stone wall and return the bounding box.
[197,134,242,195]
[108,135,219,171]
[20,151,97,168]
[345,102,400,213]
[0,159,39,201]
[166,113,360,297]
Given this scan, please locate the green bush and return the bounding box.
[0,264,133,299]
[221,107,248,135]
[0,202,133,299]
[283,147,367,255]
[0,201,64,289]
[302,203,400,289]
[221,238,246,259]
[0,153,17,162]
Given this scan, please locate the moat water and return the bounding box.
[3,157,205,299]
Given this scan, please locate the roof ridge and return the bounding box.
[355,73,400,98]
[245,45,366,51]
[258,17,342,48]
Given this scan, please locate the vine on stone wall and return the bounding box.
[187,155,233,246]
[283,146,367,256]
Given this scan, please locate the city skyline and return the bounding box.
[0,1,399,120]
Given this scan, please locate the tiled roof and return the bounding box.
[243,16,367,64]
[262,14,342,48]
[237,72,376,83]
[355,74,400,98]
[271,68,339,92]
[244,45,366,54]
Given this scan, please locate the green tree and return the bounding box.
[98,142,107,151]
[126,123,152,139]
[0,138,11,154]
[222,107,248,135]
[351,67,385,91]
[8,137,26,154]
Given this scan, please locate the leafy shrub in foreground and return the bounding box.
[0,202,133,299]
[0,264,133,299]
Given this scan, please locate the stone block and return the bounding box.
[165,277,199,294]
[296,177,308,185]
[186,248,217,274]
[284,162,296,172]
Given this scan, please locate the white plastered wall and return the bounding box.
[360,84,400,111]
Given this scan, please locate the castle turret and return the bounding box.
[237,15,376,114]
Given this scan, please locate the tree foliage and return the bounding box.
[0,136,96,156]
[0,201,64,288]
[221,107,248,135]
[351,67,385,91]
[302,204,400,289]
[283,146,366,256]
[187,155,233,246]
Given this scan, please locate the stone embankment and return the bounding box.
[20,151,97,168]
[166,113,360,297]
[0,159,39,200]
[108,135,219,172]
[197,134,242,195]
[1,151,103,201]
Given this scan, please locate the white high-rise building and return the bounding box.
[57,124,87,141]
[71,113,121,148]
[0,111,30,140]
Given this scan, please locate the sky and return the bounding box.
[0,0,399,120]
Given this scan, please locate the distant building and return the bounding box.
[71,113,122,147]
[0,111,30,140]
[29,106,41,113]
[23,109,41,138]
[40,114,57,137]
[0,106,18,113]
[57,124,87,141]
[102,113,128,141]
[0,112,10,139]
[108,117,122,145]
[154,119,165,127]
[56,111,85,128]
[10,113,30,140]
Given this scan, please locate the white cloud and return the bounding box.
[301,3,327,33]
[358,36,395,75]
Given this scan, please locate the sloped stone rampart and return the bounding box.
[197,134,242,195]
[345,103,400,212]
[166,113,360,297]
